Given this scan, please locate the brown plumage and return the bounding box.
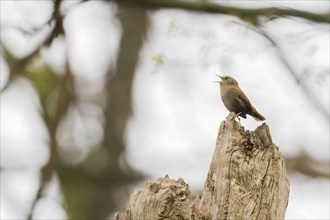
[215,75,265,121]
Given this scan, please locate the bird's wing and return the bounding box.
[236,91,252,112]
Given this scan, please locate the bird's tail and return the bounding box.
[250,107,266,121]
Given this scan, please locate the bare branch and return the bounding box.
[0,0,60,83]
[27,59,74,220]
[114,0,330,24]
[1,0,64,92]
[286,151,330,178]
[8,1,74,219]
[250,27,329,120]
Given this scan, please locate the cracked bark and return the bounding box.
[116,112,290,220]
[115,175,192,220]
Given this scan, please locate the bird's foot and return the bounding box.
[235,112,242,121]
[226,112,241,121]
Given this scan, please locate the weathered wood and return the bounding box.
[115,175,191,220]
[192,112,290,220]
[116,113,290,220]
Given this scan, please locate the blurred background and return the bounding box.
[1,0,329,219]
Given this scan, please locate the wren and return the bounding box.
[215,75,265,121]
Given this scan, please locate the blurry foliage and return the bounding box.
[152,53,165,65]
[1,0,329,219]
[24,58,64,124]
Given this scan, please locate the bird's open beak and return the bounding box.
[214,74,223,83]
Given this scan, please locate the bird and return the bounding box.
[215,75,265,121]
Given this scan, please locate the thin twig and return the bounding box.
[252,26,329,120]
[1,0,64,93]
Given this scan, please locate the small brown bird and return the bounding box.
[215,75,265,121]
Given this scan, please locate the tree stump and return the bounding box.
[192,112,290,219]
[115,175,192,219]
[116,113,290,220]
